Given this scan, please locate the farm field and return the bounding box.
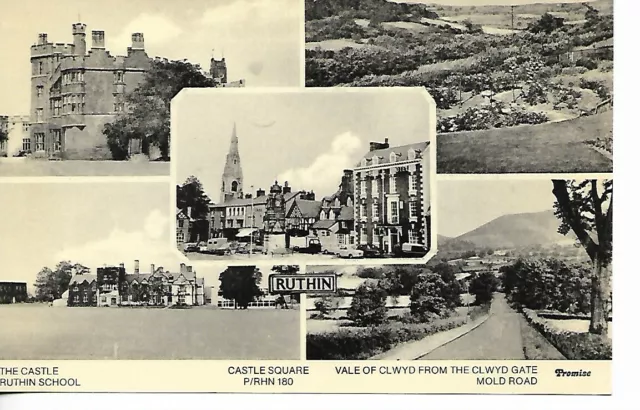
[306,0,613,173]
[0,304,300,359]
[437,111,613,174]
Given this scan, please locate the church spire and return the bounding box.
[220,122,243,203]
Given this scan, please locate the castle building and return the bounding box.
[0,115,30,157]
[220,122,244,203]
[353,139,431,253]
[29,23,152,159]
[0,282,28,304]
[67,261,205,307]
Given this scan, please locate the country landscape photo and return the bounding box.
[0,0,301,176]
[173,88,433,263]
[305,0,613,173]
[0,183,300,360]
[306,178,612,361]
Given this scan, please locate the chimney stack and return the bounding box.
[180,263,187,275]
[72,23,87,56]
[91,30,105,49]
[369,139,390,152]
[150,264,155,273]
[119,262,125,269]
[131,33,145,50]
[283,181,291,195]
[187,266,193,273]
[134,260,140,274]
[37,33,48,45]
[257,188,265,197]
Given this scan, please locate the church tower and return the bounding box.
[220,122,243,203]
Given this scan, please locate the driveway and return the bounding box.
[419,293,525,360]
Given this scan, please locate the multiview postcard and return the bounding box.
[0,0,614,397]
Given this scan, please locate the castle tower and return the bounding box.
[72,23,87,56]
[220,122,243,203]
[210,56,228,85]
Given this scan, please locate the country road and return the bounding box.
[419,293,525,360]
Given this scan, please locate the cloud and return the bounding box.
[53,209,183,272]
[277,132,362,197]
[199,0,299,27]
[109,13,183,55]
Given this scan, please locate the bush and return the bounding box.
[575,57,598,70]
[522,309,611,360]
[307,315,470,360]
[579,78,611,101]
[346,281,388,326]
[410,271,460,320]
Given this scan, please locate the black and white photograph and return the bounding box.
[0,0,301,177]
[0,182,300,360]
[306,178,612,361]
[173,88,434,263]
[305,0,613,173]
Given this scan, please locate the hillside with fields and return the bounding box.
[306,0,614,172]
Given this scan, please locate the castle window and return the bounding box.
[38,62,43,75]
[114,71,124,83]
[23,123,29,132]
[35,109,44,123]
[410,174,418,192]
[231,181,238,192]
[53,130,62,152]
[390,201,399,224]
[34,133,45,151]
[36,86,43,98]
[22,138,31,152]
[408,229,417,244]
[83,294,88,303]
[177,231,185,244]
[372,203,379,219]
[389,174,397,193]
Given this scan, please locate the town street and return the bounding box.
[419,293,526,360]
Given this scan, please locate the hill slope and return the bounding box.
[450,210,574,249]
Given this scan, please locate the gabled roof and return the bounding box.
[312,220,338,230]
[357,142,429,167]
[68,274,97,286]
[294,199,322,218]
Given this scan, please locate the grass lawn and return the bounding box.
[0,159,170,177]
[0,304,300,359]
[437,111,613,173]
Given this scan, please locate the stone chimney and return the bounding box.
[283,181,291,195]
[245,194,252,199]
[308,190,316,201]
[134,259,140,274]
[119,263,125,269]
[187,266,193,273]
[150,264,155,273]
[91,30,105,49]
[257,188,266,197]
[180,263,187,275]
[369,138,390,152]
[37,33,48,45]
[131,33,144,50]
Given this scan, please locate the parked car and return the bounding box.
[198,242,209,253]
[211,243,233,256]
[337,245,364,259]
[393,243,429,258]
[183,243,199,252]
[357,244,384,258]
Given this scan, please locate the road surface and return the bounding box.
[419,293,525,360]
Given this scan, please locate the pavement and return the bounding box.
[419,294,526,360]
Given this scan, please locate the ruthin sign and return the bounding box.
[268,274,337,294]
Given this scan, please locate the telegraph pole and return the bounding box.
[511,5,515,30]
[250,185,254,258]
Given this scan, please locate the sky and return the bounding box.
[437,178,557,238]
[0,182,185,291]
[0,0,302,114]
[173,89,433,201]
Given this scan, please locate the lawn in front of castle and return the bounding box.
[0,159,169,177]
[0,304,300,359]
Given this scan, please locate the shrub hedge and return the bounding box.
[307,314,471,360]
[522,308,611,360]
